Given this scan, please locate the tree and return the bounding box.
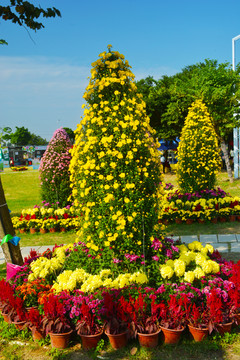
[39,128,72,207]
[136,60,240,182]
[10,126,32,145]
[0,0,61,43]
[0,126,12,146]
[177,99,221,193]
[29,133,48,145]
[63,127,75,145]
[70,46,162,262]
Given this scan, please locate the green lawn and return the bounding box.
[1,167,240,249]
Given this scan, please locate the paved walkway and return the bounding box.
[0,235,240,264]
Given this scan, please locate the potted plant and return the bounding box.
[102,290,128,349]
[42,293,72,349]
[8,296,27,330]
[75,299,103,350]
[26,307,45,341]
[159,294,189,344]
[206,288,234,335]
[186,302,209,341]
[130,291,161,348]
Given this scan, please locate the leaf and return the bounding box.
[0,39,8,45]
[130,347,138,356]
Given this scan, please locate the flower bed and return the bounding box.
[159,186,240,224]
[11,166,28,172]
[11,202,80,233]
[1,237,240,349]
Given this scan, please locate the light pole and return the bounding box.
[232,35,240,179]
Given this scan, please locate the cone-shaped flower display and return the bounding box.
[39,128,72,207]
[70,46,162,259]
[177,99,221,193]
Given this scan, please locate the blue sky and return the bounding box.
[1,0,240,141]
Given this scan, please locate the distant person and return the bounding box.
[160,154,166,173]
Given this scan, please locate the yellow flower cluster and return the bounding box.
[177,99,221,193]
[160,241,219,283]
[52,268,148,293]
[69,46,163,256]
[28,244,74,281]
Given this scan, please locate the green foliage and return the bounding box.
[39,128,72,207]
[11,126,32,145]
[70,46,163,260]
[0,1,61,43]
[177,99,221,193]
[136,59,240,142]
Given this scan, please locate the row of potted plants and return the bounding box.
[1,238,240,351]
[1,275,240,349]
[11,203,80,233]
[159,187,240,224]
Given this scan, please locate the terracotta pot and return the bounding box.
[211,218,218,224]
[49,330,72,349]
[105,331,128,349]
[39,228,47,234]
[49,228,57,233]
[186,219,194,225]
[80,330,103,350]
[32,328,44,341]
[175,219,182,224]
[19,229,26,234]
[30,228,37,234]
[237,215,240,222]
[216,321,233,335]
[160,326,184,344]
[60,227,66,232]
[2,312,11,323]
[197,219,205,224]
[229,215,236,222]
[137,329,161,348]
[12,321,26,330]
[188,325,208,342]
[219,217,227,223]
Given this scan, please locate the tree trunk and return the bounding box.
[0,176,23,265]
[221,140,234,183]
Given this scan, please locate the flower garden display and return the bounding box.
[39,128,72,208]
[3,47,240,353]
[11,203,80,234]
[177,99,221,193]
[159,187,240,224]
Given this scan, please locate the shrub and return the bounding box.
[69,45,163,260]
[177,99,221,193]
[39,128,72,207]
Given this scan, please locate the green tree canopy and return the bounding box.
[136,59,240,142]
[10,126,48,145]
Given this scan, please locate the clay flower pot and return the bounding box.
[49,330,72,349]
[188,325,209,342]
[32,328,44,341]
[105,330,128,349]
[2,312,11,323]
[49,228,57,233]
[137,329,161,348]
[160,326,185,344]
[30,228,37,234]
[216,321,233,335]
[39,228,47,234]
[175,219,182,224]
[210,218,218,224]
[229,215,236,222]
[80,330,103,350]
[186,219,194,225]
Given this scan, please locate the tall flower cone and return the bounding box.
[177,99,221,193]
[70,46,163,261]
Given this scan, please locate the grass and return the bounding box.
[1,168,240,248]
